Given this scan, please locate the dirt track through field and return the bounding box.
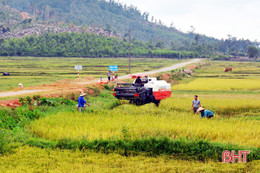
[118,59,201,79]
[0,59,200,98]
[0,90,45,97]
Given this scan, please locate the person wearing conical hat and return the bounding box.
[197,107,214,118]
[77,93,90,112]
[18,83,23,88]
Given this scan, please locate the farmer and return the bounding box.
[18,83,23,88]
[135,76,142,85]
[107,71,112,82]
[77,93,90,112]
[197,107,214,118]
[191,95,201,114]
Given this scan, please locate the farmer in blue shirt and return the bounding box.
[197,107,214,118]
[77,93,90,112]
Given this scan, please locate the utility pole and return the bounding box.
[128,29,131,72]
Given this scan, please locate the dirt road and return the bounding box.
[118,59,200,79]
[0,59,200,98]
[0,90,45,98]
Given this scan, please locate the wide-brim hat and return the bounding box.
[197,107,205,113]
[80,93,86,97]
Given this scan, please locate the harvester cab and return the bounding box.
[113,74,171,106]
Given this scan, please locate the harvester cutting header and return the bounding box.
[113,74,171,106]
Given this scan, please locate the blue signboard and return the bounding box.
[109,65,118,72]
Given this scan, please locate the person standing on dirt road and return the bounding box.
[77,93,90,112]
[107,71,112,82]
[192,95,201,114]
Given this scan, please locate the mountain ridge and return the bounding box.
[1,0,259,56]
[3,0,217,47]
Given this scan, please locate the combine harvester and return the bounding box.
[113,74,171,106]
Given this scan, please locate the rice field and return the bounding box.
[193,61,260,79]
[172,78,260,91]
[1,146,257,173]
[29,60,260,149]
[0,57,183,91]
[1,59,260,172]
[161,96,260,116]
[29,102,260,148]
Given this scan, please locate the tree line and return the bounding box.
[0,32,199,58]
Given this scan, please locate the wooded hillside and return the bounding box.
[1,0,259,56]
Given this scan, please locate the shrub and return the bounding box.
[103,84,114,91]
[33,95,41,101]
[103,84,110,90]
[39,97,58,106]
[60,98,75,105]
[26,96,32,105]
[86,86,101,96]
[99,92,111,98]
[64,92,79,101]
[0,128,11,155]
[19,97,26,105]
[24,136,260,162]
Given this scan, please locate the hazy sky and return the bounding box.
[118,0,260,41]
